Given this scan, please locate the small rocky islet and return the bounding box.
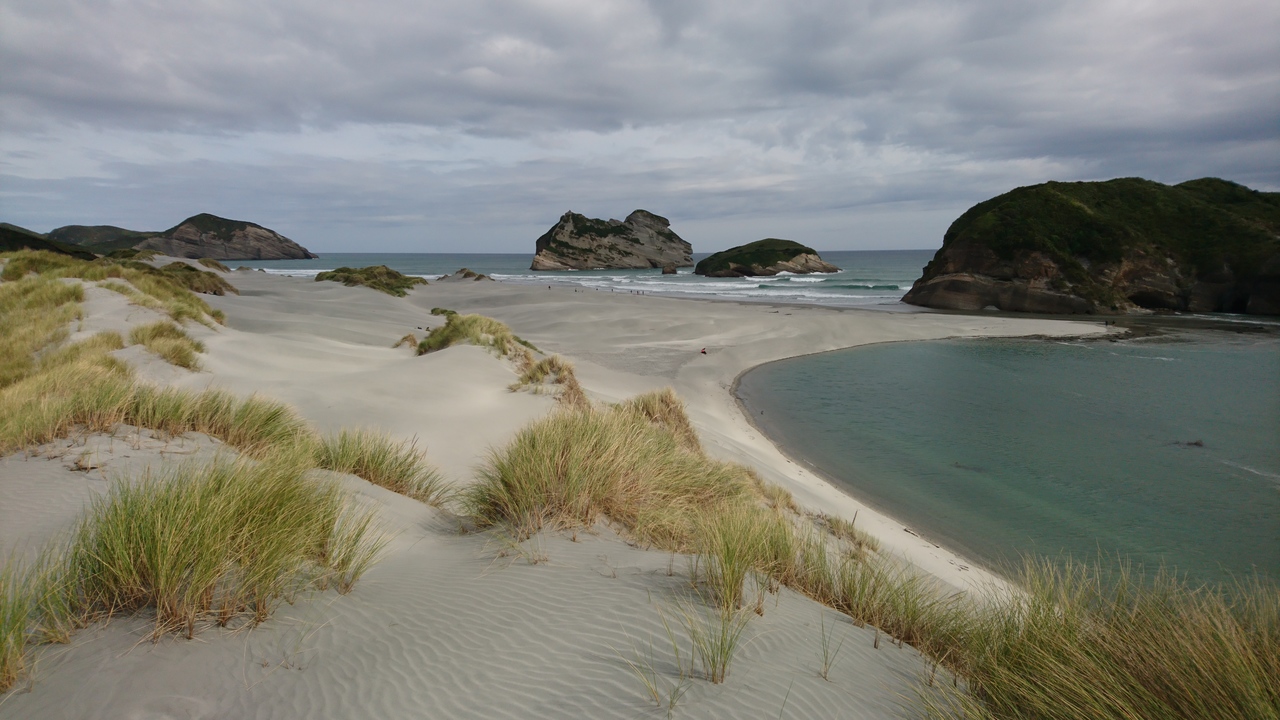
[693,238,840,277]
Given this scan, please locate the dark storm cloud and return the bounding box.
[1,0,1277,250]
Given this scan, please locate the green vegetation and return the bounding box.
[429,307,456,316]
[0,223,97,260]
[161,212,266,242]
[694,238,819,276]
[467,395,759,550]
[129,320,205,370]
[69,453,381,638]
[316,429,450,505]
[931,177,1280,306]
[105,248,160,261]
[416,312,539,356]
[46,224,159,251]
[392,333,418,349]
[0,275,84,388]
[197,257,231,272]
[315,265,428,297]
[511,355,588,408]
[2,250,233,326]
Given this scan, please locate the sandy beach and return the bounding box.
[0,265,1109,719]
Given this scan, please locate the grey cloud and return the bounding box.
[1,0,1276,250]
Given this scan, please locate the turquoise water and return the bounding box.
[235,250,934,309]
[737,335,1280,583]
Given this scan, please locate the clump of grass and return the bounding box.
[429,307,456,316]
[815,511,879,555]
[0,562,35,692]
[68,452,382,638]
[511,355,588,408]
[417,313,540,357]
[315,265,428,297]
[675,601,752,684]
[617,388,700,452]
[752,474,800,514]
[128,320,205,370]
[392,333,418,349]
[468,404,757,550]
[197,258,231,272]
[156,262,238,296]
[316,429,450,506]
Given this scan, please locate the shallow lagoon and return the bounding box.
[737,333,1280,583]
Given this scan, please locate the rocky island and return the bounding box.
[530,210,692,270]
[48,213,317,260]
[903,177,1280,315]
[694,238,840,277]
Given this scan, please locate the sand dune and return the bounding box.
[0,266,1107,718]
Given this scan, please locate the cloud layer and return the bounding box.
[2,0,1277,251]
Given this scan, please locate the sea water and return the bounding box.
[737,334,1280,583]
[234,250,934,309]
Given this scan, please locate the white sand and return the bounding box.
[0,268,1107,718]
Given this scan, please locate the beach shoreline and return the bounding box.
[0,262,1119,718]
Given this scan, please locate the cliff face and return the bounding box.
[530,210,692,270]
[136,214,317,260]
[902,178,1280,315]
[694,238,839,277]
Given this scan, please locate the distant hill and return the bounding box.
[902,177,1280,315]
[0,223,98,259]
[47,214,316,260]
[47,225,160,253]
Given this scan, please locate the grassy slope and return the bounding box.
[935,177,1280,284]
[694,238,819,275]
[0,224,98,260]
[0,252,455,689]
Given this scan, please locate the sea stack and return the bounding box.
[530,210,693,270]
[694,238,840,277]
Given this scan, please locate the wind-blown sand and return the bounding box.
[0,266,1107,719]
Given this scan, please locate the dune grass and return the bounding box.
[511,354,589,408]
[316,429,451,506]
[0,275,84,388]
[2,250,227,326]
[617,387,701,452]
[392,333,418,349]
[468,402,758,550]
[0,562,34,692]
[417,312,540,357]
[815,511,879,555]
[315,265,427,297]
[197,258,231,272]
[129,320,206,369]
[922,559,1280,720]
[68,453,382,638]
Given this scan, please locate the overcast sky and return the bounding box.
[2,0,1277,253]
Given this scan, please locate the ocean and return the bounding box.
[736,334,1280,584]
[232,250,934,310]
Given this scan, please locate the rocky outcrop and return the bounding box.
[136,214,317,260]
[530,210,692,270]
[903,178,1280,315]
[694,239,840,277]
